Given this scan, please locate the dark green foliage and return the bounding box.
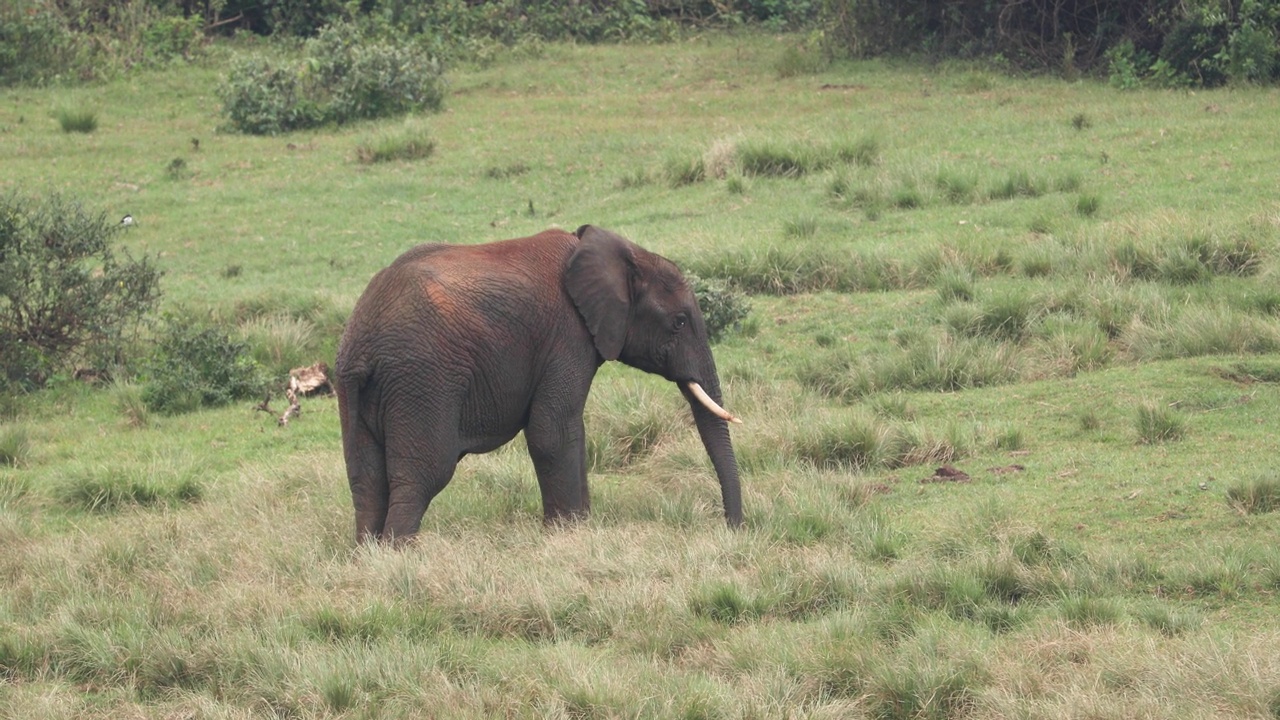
[220,22,444,135]
[821,0,1280,86]
[141,318,267,415]
[0,2,79,86]
[219,55,316,135]
[688,274,751,343]
[0,1,205,87]
[0,192,162,391]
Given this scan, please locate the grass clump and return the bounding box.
[0,425,31,467]
[238,314,319,377]
[737,141,816,178]
[1225,474,1280,515]
[1075,192,1101,217]
[689,583,764,624]
[782,216,818,239]
[58,467,202,513]
[795,413,966,471]
[987,169,1045,200]
[774,44,826,78]
[356,124,435,164]
[664,156,706,187]
[55,106,98,133]
[935,268,976,303]
[839,135,882,168]
[934,168,978,204]
[1134,401,1186,444]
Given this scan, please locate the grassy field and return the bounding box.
[3,32,1280,718]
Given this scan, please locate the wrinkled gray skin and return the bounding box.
[335,225,743,544]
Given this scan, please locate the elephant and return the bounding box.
[335,225,743,543]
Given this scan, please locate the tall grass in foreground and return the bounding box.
[0,424,31,467]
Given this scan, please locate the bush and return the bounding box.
[688,274,751,343]
[0,192,162,391]
[0,2,80,86]
[219,55,317,135]
[306,22,445,124]
[220,21,444,135]
[141,318,268,415]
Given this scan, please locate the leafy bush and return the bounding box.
[820,0,1280,85]
[220,21,444,135]
[141,318,268,414]
[0,2,80,86]
[305,22,445,124]
[0,192,162,392]
[219,55,317,135]
[688,274,751,343]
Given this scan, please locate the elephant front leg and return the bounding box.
[526,414,590,525]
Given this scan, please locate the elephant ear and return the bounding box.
[565,225,635,361]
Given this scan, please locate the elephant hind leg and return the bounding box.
[380,440,460,543]
[344,420,390,544]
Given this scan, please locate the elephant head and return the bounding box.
[565,225,744,527]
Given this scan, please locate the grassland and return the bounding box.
[3,33,1280,718]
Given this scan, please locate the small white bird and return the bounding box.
[121,214,133,226]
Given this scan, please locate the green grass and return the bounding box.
[355,124,436,164]
[54,106,98,133]
[2,31,1280,719]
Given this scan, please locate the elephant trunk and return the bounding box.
[681,374,744,529]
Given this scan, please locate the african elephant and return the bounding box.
[335,225,743,543]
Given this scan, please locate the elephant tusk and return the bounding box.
[686,382,742,425]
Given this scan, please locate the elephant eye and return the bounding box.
[672,314,688,331]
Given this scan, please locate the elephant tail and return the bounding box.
[335,353,372,448]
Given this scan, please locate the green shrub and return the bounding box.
[0,192,162,391]
[141,15,203,65]
[306,22,445,124]
[219,55,317,135]
[220,22,445,135]
[141,318,268,415]
[688,274,751,343]
[0,2,79,86]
